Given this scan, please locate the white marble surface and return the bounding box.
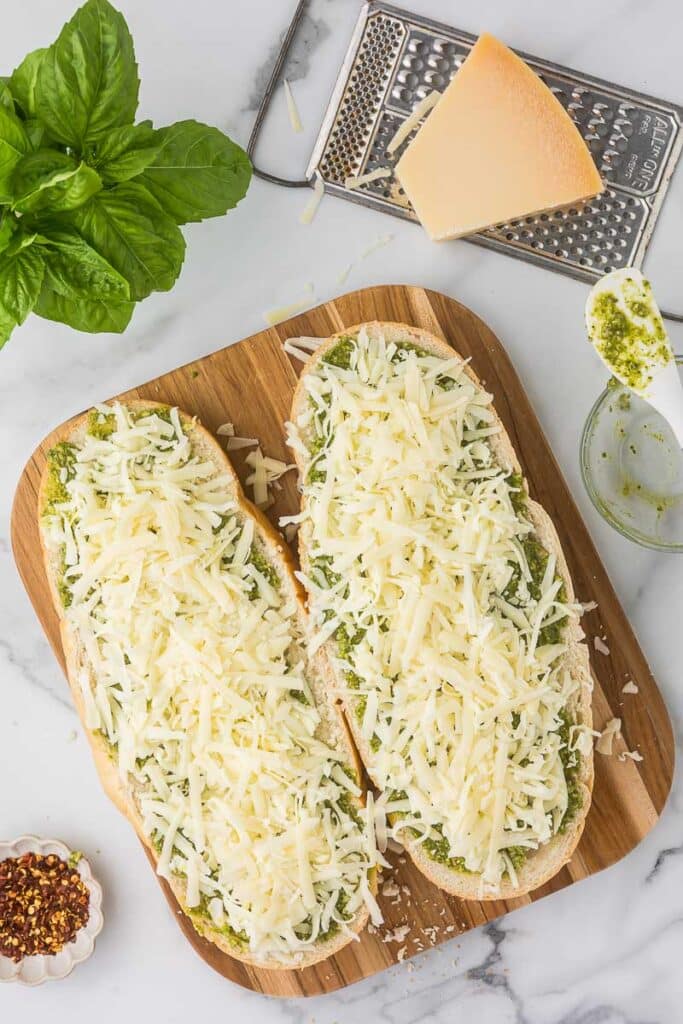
[2,0,683,1019]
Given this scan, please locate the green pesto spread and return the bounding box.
[504,845,528,871]
[420,825,468,872]
[86,406,174,440]
[189,894,248,949]
[313,555,341,589]
[335,621,365,661]
[247,544,280,595]
[296,888,352,942]
[307,433,329,483]
[588,276,670,392]
[322,337,355,370]
[556,707,582,831]
[288,687,311,705]
[44,443,79,607]
[44,441,77,515]
[506,472,527,515]
[87,410,116,439]
[336,789,362,829]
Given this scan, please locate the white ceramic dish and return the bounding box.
[0,835,103,985]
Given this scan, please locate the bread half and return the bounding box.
[38,399,376,968]
[289,321,594,900]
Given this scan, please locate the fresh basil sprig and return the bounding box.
[0,0,251,348]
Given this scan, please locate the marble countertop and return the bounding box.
[2,0,682,1020]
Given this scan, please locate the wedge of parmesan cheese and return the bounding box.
[394,33,602,240]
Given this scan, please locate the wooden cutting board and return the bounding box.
[11,285,674,998]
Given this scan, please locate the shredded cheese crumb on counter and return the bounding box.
[335,234,394,289]
[283,79,303,133]
[299,171,324,225]
[43,403,378,959]
[361,233,394,259]
[622,680,639,695]
[289,329,588,888]
[594,636,610,655]
[264,289,315,327]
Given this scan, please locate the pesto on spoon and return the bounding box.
[586,268,683,446]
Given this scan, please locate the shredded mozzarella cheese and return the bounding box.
[43,404,378,959]
[299,171,324,225]
[289,329,586,887]
[283,79,303,133]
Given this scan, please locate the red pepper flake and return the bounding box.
[0,852,90,961]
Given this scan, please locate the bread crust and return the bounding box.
[38,399,372,969]
[290,321,594,900]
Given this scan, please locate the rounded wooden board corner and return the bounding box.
[10,284,674,997]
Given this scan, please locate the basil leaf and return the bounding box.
[0,107,30,203]
[37,0,139,148]
[23,119,48,151]
[11,149,102,215]
[139,120,251,224]
[12,149,75,194]
[35,285,134,333]
[0,238,45,324]
[0,80,15,114]
[69,181,185,300]
[93,122,160,183]
[39,230,130,301]
[0,215,16,254]
[9,48,47,119]
[0,305,16,349]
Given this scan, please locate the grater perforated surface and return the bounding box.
[307,2,683,281]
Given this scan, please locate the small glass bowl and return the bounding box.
[581,355,683,551]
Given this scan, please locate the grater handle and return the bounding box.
[246,0,312,189]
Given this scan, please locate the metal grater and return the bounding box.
[306,1,683,283]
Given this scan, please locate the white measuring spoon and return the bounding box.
[585,268,683,446]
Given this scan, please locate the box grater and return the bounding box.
[300,1,683,284]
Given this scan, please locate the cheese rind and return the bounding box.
[395,33,603,240]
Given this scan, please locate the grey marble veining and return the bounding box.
[244,9,331,111]
[1,0,683,1021]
